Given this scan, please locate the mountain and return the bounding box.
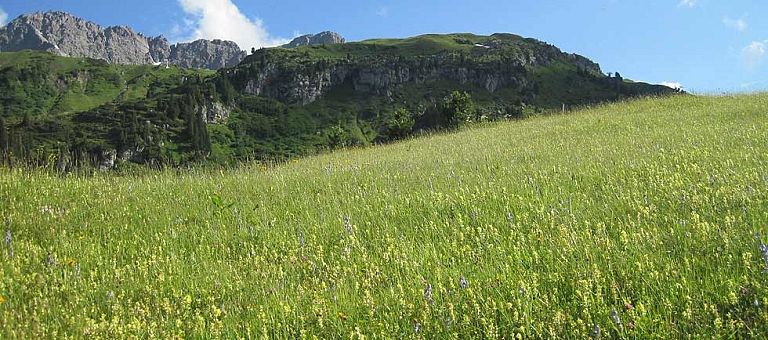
[0,11,246,70]
[228,33,674,108]
[283,31,346,48]
[167,38,246,70]
[0,32,679,169]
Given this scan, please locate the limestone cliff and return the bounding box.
[283,31,345,48]
[228,34,604,105]
[0,11,246,69]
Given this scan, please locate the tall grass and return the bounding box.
[1,94,767,338]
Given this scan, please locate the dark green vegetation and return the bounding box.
[0,51,214,167]
[0,33,678,168]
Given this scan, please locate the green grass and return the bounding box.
[248,33,535,63]
[1,94,767,337]
[0,51,214,116]
[276,33,487,59]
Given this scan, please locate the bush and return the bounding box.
[441,91,476,127]
[327,124,350,148]
[381,108,415,141]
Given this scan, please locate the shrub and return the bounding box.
[441,91,476,127]
[381,108,415,141]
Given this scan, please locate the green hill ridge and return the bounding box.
[0,33,678,168]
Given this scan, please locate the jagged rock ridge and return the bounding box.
[283,31,345,48]
[0,11,246,69]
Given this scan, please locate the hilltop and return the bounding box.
[283,31,346,48]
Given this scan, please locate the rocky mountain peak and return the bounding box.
[0,11,246,69]
[283,31,345,48]
[171,39,246,70]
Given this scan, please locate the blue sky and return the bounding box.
[0,0,766,93]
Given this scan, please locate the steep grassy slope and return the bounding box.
[1,94,766,337]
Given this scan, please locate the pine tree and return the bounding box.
[22,113,31,128]
[0,117,8,152]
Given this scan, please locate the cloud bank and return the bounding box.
[0,7,8,26]
[376,7,389,17]
[661,82,683,90]
[177,0,287,50]
[722,16,747,32]
[678,0,698,8]
[743,41,766,70]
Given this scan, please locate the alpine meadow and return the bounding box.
[2,94,767,338]
[1,2,768,339]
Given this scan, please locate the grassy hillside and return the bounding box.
[267,33,535,59]
[1,94,766,337]
[0,51,218,166]
[0,51,214,116]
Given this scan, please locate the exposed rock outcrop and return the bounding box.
[0,11,246,69]
[236,56,545,105]
[0,11,155,64]
[197,101,233,124]
[233,34,605,106]
[148,36,171,64]
[171,39,246,70]
[283,31,345,48]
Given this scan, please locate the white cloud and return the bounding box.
[743,40,766,70]
[376,7,389,17]
[0,7,8,26]
[678,0,698,8]
[661,82,683,90]
[722,16,747,32]
[177,0,287,50]
[740,81,756,89]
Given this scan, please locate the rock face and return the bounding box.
[234,38,603,106]
[0,11,155,64]
[240,59,531,106]
[283,31,345,48]
[197,101,233,124]
[148,36,171,64]
[170,39,246,70]
[0,11,246,69]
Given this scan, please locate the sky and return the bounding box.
[0,0,766,93]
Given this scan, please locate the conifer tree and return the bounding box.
[0,117,8,153]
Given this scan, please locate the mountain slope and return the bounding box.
[232,33,672,106]
[0,11,246,69]
[210,33,676,160]
[0,51,215,167]
[0,33,679,168]
[0,51,213,116]
[1,94,766,337]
